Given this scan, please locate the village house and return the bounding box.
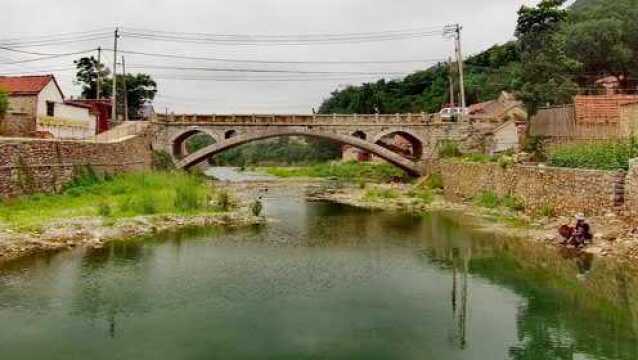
[0,75,110,139]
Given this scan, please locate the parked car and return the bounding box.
[439,107,467,121]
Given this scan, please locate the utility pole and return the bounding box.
[122,56,129,122]
[111,27,120,122]
[444,24,467,118]
[96,47,102,100]
[455,24,467,112]
[448,56,456,107]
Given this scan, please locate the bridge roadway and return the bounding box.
[151,113,477,176]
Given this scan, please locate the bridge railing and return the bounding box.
[154,113,446,125]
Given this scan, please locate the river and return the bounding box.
[1,173,638,359]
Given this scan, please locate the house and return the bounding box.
[487,120,526,155]
[0,75,100,139]
[64,99,112,134]
[468,91,527,124]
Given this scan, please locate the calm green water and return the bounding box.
[1,188,638,359]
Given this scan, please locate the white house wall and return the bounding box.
[35,80,64,117]
[37,103,97,140]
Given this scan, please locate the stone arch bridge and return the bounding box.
[152,113,479,176]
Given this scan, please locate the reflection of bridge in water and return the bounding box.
[152,113,477,176]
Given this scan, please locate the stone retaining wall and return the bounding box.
[439,161,618,217]
[626,159,638,219]
[0,133,152,198]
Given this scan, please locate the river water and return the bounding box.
[1,179,638,359]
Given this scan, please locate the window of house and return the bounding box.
[46,101,55,117]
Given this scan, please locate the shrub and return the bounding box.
[438,140,462,158]
[501,195,525,212]
[474,191,500,209]
[523,136,548,162]
[539,203,556,218]
[151,150,176,171]
[216,190,232,211]
[425,173,444,190]
[548,139,638,171]
[497,155,514,169]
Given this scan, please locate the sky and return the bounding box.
[1,0,542,114]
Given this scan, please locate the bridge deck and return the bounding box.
[155,113,456,126]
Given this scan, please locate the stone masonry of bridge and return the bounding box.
[152,113,484,176]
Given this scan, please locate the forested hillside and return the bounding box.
[319,0,638,115]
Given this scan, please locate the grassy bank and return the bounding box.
[548,139,638,171]
[262,161,407,183]
[0,171,229,230]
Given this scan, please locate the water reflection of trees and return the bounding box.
[70,241,152,339]
[419,213,638,360]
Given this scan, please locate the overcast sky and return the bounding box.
[1,0,542,114]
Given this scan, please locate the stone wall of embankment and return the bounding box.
[626,159,638,219]
[438,160,624,217]
[0,133,152,198]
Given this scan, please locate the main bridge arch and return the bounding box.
[173,128,424,176]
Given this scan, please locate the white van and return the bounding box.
[439,107,467,121]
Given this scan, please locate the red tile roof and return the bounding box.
[0,75,57,96]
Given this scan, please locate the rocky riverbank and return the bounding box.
[0,205,263,265]
[307,182,638,261]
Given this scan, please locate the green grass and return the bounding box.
[474,191,526,212]
[264,161,406,183]
[424,173,444,190]
[0,171,221,231]
[406,188,434,204]
[438,140,462,158]
[363,187,400,201]
[548,139,638,171]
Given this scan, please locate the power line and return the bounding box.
[0,28,113,43]
[0,49,97,65]
[120,25,445,40]
[0,46,97,58]
[122,32,443,46]
[127,64,410,75]
[104,48,445,65]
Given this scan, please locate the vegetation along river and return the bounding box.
[1,179,638,359]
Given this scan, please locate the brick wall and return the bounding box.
[575,95,638,125]
[0,133,152,198]
[439,161,618,217]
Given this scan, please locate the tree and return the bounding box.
[0,89,8,118]
[565,0,638,90]
[515,0,580,115]
[118,73,158,120]
[74,56,112,99]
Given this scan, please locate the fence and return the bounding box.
[530,105,635,142]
